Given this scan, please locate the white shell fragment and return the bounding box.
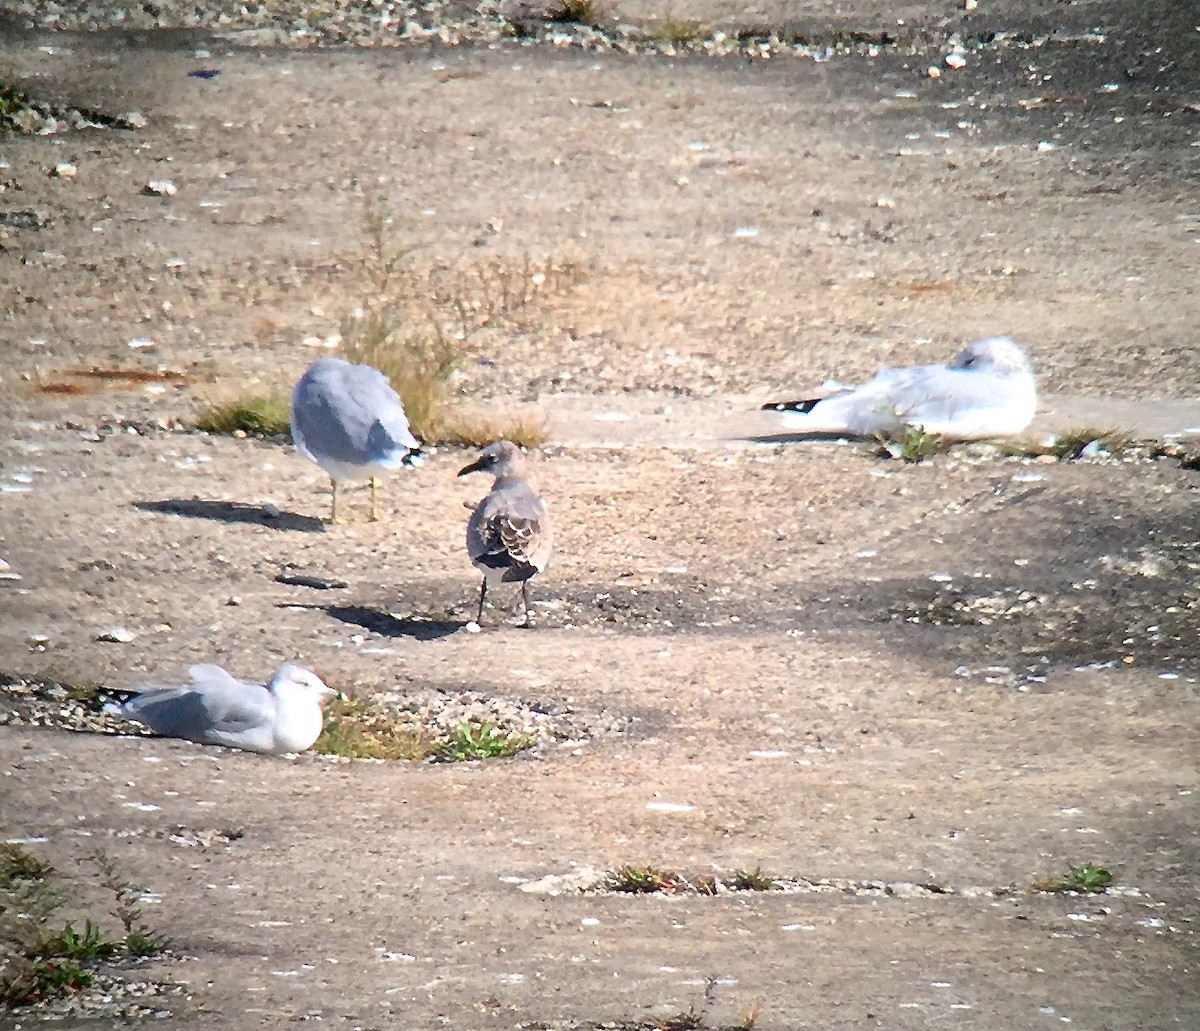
[51,162,77,178]
[144,179,177,197]
[945,52,967,70]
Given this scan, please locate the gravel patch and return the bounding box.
[2,0,951,57]
[0,672,634,757]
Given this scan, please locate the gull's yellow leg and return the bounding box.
[369,476,380,522]
[329,478,339,524]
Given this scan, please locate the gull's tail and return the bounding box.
[760,394,860,434]
[761,398,822,416]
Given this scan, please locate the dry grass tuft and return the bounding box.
[437,412,548,450]
[196,395,291,437]
[642,17,708,44]
[337,197,576,447]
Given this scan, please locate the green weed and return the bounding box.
[602,865,690,895]
[439,722,533,762]
[0,959,93,1007]
[1032,863,1113,894]
[729,867,776,891]
[875,424,950,462]
[0,846,168,1009]
[33,920,119,962]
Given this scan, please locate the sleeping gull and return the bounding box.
[458,440,553,627]
[109,663,336,756]
[290,356,423,522]
[762,336,1037,439]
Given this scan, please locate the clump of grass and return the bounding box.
[602,865,691,895]
[438,722,533,762]
[438,412,548,450]
[1032,863,1113,894]
[642,17,708,45]
[729,867,776,891]
[598,865,782,896]
[32,920,119,962]
[314,697,440,761]
[0,846,167,1008]
[340,317,458,443]
[1,843,53,884]
[1047,428,1135,460]
[874,425,951,462]
[0,959,94,1007]
[544,0,607,27]
[196,395,291,437]
[999,427,1136,461]
[737,999,764,1029]
[0,82,34,132]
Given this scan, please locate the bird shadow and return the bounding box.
[285,603,463,641]
[134,499,325,533]
[740,431,866,445]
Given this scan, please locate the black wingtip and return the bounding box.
[762,399,821,415]
[401,448,426,468]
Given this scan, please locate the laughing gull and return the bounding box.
[109,663,337,756]
[458,441,553,626]
[762,336,1037,439]
[290,356,422,522]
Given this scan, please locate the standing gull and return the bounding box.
[109,663,337,756]
[290,356,422,522]
[761,336,1037,439]
[458,441,553,626]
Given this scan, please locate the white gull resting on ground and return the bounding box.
[761,336,1037,439]
[109,663,336,756]
[290,356,423,522]
[458,440,553,627]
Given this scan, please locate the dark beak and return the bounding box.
[457,458,487,478]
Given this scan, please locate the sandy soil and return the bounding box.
[1,2,1198,1029]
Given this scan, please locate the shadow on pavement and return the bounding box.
[135,498,325,533]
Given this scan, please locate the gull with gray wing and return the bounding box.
[458,440,553,626]
[109,663,336,756]
[290,356,423,522]
[761,336,1038,440]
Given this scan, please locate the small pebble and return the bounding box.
[51,161,77,178]
[97,627,136,643]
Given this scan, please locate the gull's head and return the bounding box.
[457,439,525,479]
[269,664,337,706]
[950,336,1033,376]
